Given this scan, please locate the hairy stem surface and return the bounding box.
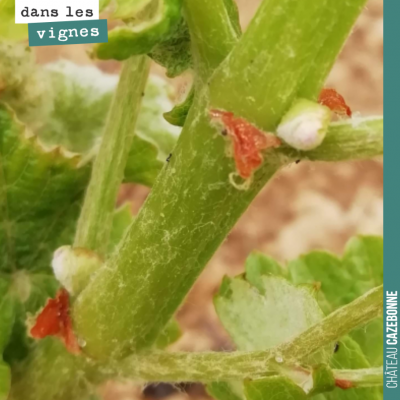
[281,117,383,161]
[111,286,383,381]
[11,286,382,400]
[73,0,369,359]
[333,367,383,388]
[183,0,239,81]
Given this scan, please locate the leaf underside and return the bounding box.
[211,236,383,400]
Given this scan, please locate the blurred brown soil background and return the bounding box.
[34,1,383,399]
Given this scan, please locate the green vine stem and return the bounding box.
[73,56,150,256]
[10,285,382,400]
[286,117,383,161]
[108,285,383,382]
[111,362,382,387]
[183,0,239,81]
[333,367,383,388]
[72,0,372,360]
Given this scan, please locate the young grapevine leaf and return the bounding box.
[288,236,383,366]
[2,45,180,188]
[212,235,383,400]
[245,251,287,289]
[148,18,192,78]
[215,274,328,360]
[40,61,180,187]
[0,104,90,273]
[212,271,331,399]
[249,237,383,400]
[94,0,184,61]
[101,0,194,76]
[39,61,115,154]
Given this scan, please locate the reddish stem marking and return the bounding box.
[30,288,80,354]
[335,379,354,390]
[210,88,350,178]
[318,88,352,117]
[209,109,281,179]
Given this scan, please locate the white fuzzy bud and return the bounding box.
[277,99,331,151]
[52,246,103,296]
